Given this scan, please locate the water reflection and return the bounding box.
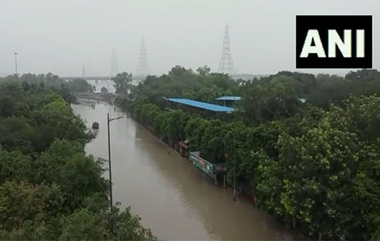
[72,102,304,241]
[91,129,99,138]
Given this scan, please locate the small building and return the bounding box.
[216,96,241,107]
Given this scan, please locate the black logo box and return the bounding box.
[296,15,372,69]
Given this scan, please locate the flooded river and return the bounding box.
[72,100,301,241]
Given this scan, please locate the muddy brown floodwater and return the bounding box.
[72,101,302,241]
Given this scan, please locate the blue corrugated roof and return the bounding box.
[216,96,241,101]
[166,98,235,112]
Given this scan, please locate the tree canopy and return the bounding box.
[0,79,156,240]
[117,66,380,240]
[112,72,133,95]
[62,78,94,93]
[3,67,380,240]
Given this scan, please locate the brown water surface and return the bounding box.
[72,101,302,241]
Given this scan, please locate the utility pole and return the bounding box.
[82,64,85,77]
[14,52,18,77]
[233,126,236,201]
[107,113,123,208]
[111,49,118,78]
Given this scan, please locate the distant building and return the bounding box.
[216,96,241,107]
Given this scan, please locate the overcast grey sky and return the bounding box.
[0,0,379,77]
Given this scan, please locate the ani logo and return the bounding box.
[296,15,372,69]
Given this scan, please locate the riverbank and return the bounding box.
[73,101,303,240]
[117,106,307,240]
[126,109,252,196]
[80,67,380,240]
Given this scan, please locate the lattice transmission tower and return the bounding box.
[111,49,118,77]
[218,23,235,74]
[135,36,150,78]
[82,64,85,77]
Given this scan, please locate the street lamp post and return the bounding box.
[233,126,236,201]
[107,113,123,208]
[14,52,18,77]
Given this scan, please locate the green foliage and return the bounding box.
[0,86,90,153]
[0,181,64,231]
[112,72,133,95]
[58,208,109,240]
[33,139,108,211]
[101,86,109,94]
[0,147,32,183]
[119,67,380,240]
[0,81,156,240]
[62,79,94,93]
[130,66,239,109]
[240,79,301,121]
[196,65,211,76]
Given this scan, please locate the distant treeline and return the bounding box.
[0,73,94,93]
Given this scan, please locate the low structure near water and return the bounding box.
[178,140,189,158]
[189,151,227,188]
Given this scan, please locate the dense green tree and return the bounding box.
[0,80,156,240]
[33,139,108,211]
[240,79,301,122]
[169,65,192,76]
[0,181,64,231]
[0,147,32,183]
[112,72,133,95]
[62,79,94,93]
[196,65,211,76]
[129,66,239,110]
[101,86,109,94]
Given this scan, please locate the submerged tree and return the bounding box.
[112,72,133,95]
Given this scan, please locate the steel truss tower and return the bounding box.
[218,23,235,74]
[136,36,150,78]
[111,49,118,77]
[82,64,85,77]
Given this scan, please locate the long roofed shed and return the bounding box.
[164,97,235,112]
